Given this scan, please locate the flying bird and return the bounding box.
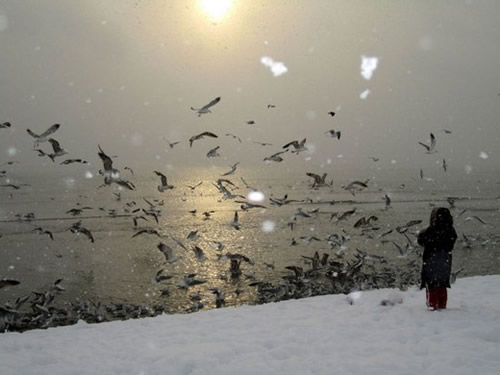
[154,171,174,192]
[189,131,218,147]
[245,120,255,125]
[221,162,240,176]
[43,138,68,162]
[325,129,341,140]
[282,138,307,154]
[26,123,60,147]
[418,133,437,153]
[186,182,203,191]
[191,97,221,116]
[306,172,331,188]
[157,242,182,263]
[231,211,240,230]
[328,111,336,117]
[68,221,94,243]
[0,122,12,129]
[225,133,242,143]
[206,146,221,158]
[0,279,20,289]
[60,159,88,165]
[263,150,287,163]
[163,138,181,148]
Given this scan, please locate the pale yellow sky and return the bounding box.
[0,0,499,178]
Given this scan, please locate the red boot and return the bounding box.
[426,287,440,310]
[437,288,447,309]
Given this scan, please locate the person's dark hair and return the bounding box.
[430,207,453,229]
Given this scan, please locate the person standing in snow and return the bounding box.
[418,207,457,310]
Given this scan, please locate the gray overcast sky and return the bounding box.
[0,0,499,178]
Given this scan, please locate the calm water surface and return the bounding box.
[1,167,499,312]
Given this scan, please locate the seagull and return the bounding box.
[190,97,221,116]
[369,156,379,162]
[253,141,273,146]
[60,159,88,165]
[442,129,452,134]
[442,159,447,172]
[157,242,182,263]
[155,269,173,283]
[26,123,60,147]
[392,241,413,258]
[124,166,134,176]
[235,200,267,211]
[418,133,437,154]
[187,230,199,241]
[0,279,20,289]
[44,138,68,161]
[283,138,307,153]
[132,228,162,238]
[325,130,341,139]
[342,180,369,196]
[245,120,255,125]
[154,171,174,192]
[221,162,239,176]
[225,133,241,143]
[192,245,207,262]
[189,131,218,147]
[163,138,181,148]
[186,182,203,191]
[206,146,221,158]
[464,215,491,226]
[306,172,331,188]
[97,145,134,190]
[0,122,12,129]
[231,211,240,230]
[328,111,336,117]
[263,150,287,163]
[395,220,422,233]
[178,274,207,289]
[68,221,94,242]
[267,104,276,108]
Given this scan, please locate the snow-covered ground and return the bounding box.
[1,275,499,375]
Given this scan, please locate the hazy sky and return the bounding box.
[1,0,499,179]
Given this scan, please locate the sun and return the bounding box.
[199,0,234,23]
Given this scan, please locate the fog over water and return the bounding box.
[1,1,500,317]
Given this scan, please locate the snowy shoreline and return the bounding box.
[1,275,499,375]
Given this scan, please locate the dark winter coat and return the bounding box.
[418,224,457,289]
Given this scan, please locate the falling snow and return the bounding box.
[360,56,379,80]
[261,220,275,233]
[260,56,288,77]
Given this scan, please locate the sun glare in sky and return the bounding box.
[199,0,234,22]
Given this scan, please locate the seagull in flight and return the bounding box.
[206,146,221,158]
[60,159,88,165]
[98,145,135,190]
[325,130,341,140]
[189,131,218,147]
[0,122,12,129]
[27,123,61,147]
[154,171,174,192]
[221,162,240,176]
[68,221,94,243]
[191,97,221,117]
[36,138,67,162]
[418,133,437,154]
[225,133,242,143]
[263,150,287,163]
[186,181,203,191]
[283,138,307,154]
[328,111,336,117]
[163,138,181,148]
[157,242,182,263]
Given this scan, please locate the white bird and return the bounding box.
[44,138,67,162]
[97,145,134,190]
[191,97,221,116]
[154,171,174,192]
[26,123,60,147]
